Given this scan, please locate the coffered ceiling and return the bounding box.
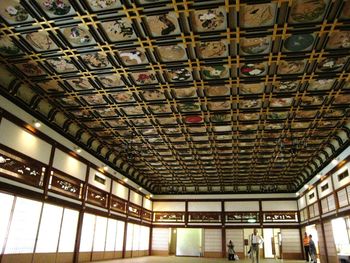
[0,0,350,194]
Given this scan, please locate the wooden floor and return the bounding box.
[92,256,307,263]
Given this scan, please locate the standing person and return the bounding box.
[250,228,263,263]
[227,240,235,261]
[303,232,310,262]
[309,235,317,263]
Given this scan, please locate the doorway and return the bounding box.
[175,228,202,257]
[305,224,319,255]
[263,228,281,259]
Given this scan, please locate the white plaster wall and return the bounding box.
[143,197,152,210]
[317,177,333,199]
[112,182,129,200]
[188,201,221,212]
[130,190,142,206]
[333,163,350,190]
[306,188,317,205]
[53,149,87,180]
[225,201,259,211]
[0,118,52,164]
[153,202,186,212]
[262,200,297,211]
[298,196,306,210]
[88,168,111,192]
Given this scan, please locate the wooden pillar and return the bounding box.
[316,186,329,263]
[122,189,131,258]
[221,200,226,259]
[43,144,56,198]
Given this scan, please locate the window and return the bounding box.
[0,193,14,250]
[321,183,329,192]
[338,170,349,182]
[332,217,350,254]
[5,197,42,254]
[35,204,63,252]
[309,192,315,199]
[79,213,96,252]
[58,208,79,252]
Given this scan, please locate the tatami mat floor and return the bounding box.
[92,256,307,263]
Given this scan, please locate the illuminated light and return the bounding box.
[123,178,128,182]
[103,166,108,171]
[332,159,339,165]
[304,184,309,189]
[150,194,153,198]
[296,192,300,196]
[75,147,81,153]
[33,120,41,128]
[138,187,142,191]
[316,174,321,179]
[247,218,256,223]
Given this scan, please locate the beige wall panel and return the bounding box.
[225,201,259,211]
[306,188,317,205]
[112,182,129,200]
[262,200,297,211]
[204,251,222,258]
[2,254,33,263]
[317,177,333,199]
[88,168,111,192]
[316,224,327,263]
[114,251,123,258]
[151,228,169,251]
[298,196,306,209]
[337,188,349,207]
[124,251,132,258]
[130,190,142,206]
[143,197,152,210]
[153,202,185,211]
[333,164,350,190]
[188,201,221,212]
[103,251,114,260]
[0,118,52,164]
[53,149,87,180]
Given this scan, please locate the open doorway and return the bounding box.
[263,228,281,259]
[175,228,202,257]
[305,224,319,256]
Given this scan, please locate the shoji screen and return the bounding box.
[125,223,150,257]
[324,221,338,263]
[226,229,244,255]
[281,229,302,259]
[151,228,169,256]
[204,229,222,258]
[0,193,14,251]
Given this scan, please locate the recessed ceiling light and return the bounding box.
[75,147,81,153]
[103,166,108,171]
[304,184,309,189]
[138,187,142,191]
[33,120,41,128]
[296,192,300,196]
[123,178,128,182]
[332,159,339,165]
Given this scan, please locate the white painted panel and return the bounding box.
[306,188,317,205]
[188,201,221,212]
[88,168,111,192]
[314,203,319,216]
[337,188,349,207]
[153,202,185,212]
[317,177,333,198]
[262,200,297,211]
[151,228,169,251]
[333,164,350,190]
[112,182,128,200]
[298,196,306,209]
[281,229,302,253]
[225,201,259,211]
[226,229,244,253]
[204,229,221,252]
[130,190,142,206]
[321,198,329,214]
[0,118,51,164]
[176,228,202,256]
[143,197,152,210]
[52,149,86,180]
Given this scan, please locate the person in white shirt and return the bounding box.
[250,228,263,263]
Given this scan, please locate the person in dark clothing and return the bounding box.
[227,240,235,260]
[303,232,310,262]
[309,234,317,263]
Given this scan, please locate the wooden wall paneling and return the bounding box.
[43,144,56,199]
[151,228,169,256]
[204,229,222,258]
[225,229,244,259]
[221,201,225,259]
[316,223,328,263]
[316,185,329,263]
[281,229,302,260]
